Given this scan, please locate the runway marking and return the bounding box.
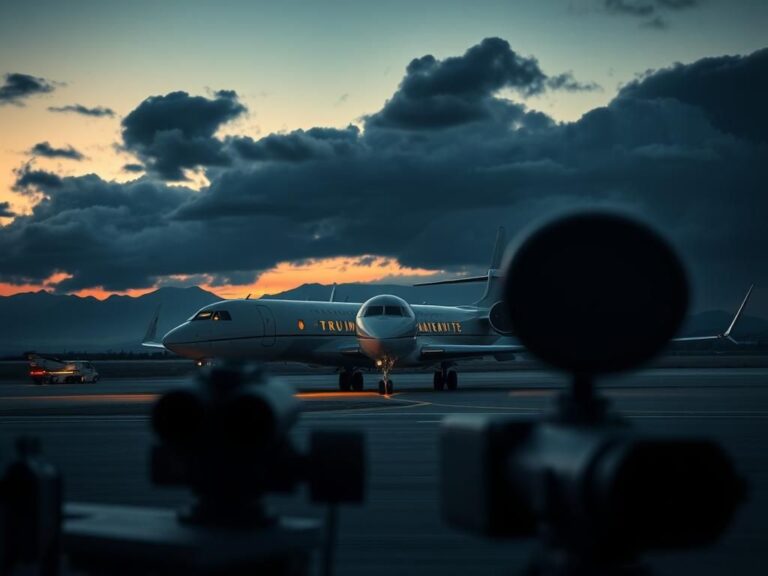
[295,391,381,399]
[305,395,432,414]
[416,398,543,411]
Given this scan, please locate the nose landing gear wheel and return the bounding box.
[378,379,394,395]
[351,370,364,391]
[433,370,445,391]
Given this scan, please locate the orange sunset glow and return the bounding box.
[0,256,441,300]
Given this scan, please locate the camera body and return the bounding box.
[442,414,742,559]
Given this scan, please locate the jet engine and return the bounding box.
[488,301,514,335]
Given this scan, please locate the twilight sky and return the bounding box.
[0,0,766,313]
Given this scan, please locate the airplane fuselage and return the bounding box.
[162,298,507,368]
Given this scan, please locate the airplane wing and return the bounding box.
[672,284,754,344]
[420,343,525,361]
[141,305,166,349]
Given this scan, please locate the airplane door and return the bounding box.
[256,306,276,346]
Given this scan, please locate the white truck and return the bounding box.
[27,354,100,384]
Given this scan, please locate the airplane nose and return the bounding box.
[162,327,180,349]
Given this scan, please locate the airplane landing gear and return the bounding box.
[339,369,365,392]
[376,357,396,395]
[433,364,458,391]
[339,370,352,392]
[351,370,364,391]
[378,379,394,395]
[433,370,445,391]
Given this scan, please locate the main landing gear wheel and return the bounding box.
[351,370,364,391]
[433,369,458,391]
[378,379,394,395]
[339,371,352,392]
[446,370,458,391]
[433,370,445,391]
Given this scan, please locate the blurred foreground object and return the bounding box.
[441,213,745,576]
[0,437,62,576]
[3,365,365,575]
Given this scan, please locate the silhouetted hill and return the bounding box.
[0,286,221,355]
[261,282,486,305]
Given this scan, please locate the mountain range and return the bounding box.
[1,283,766,356]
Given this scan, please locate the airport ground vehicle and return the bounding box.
[27,354,99,384]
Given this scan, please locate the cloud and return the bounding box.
[12,164,63,193]
[0,40,765,311]
[0,73,55,105]
[121,89,246,180]
[0,202,14,218]
[604,0,700,28]
[366,37,598,130]
[48,104,115,118]
[617,48,768,144]
[30,141,85,161]
[122,163,144,173]
[229,126,360,163]
[547,72,602,92]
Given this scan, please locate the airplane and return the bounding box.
[143,229,754,395]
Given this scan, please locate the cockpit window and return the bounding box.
[384,306,404,316]
[192,310,232,321]
[364,305,384,317]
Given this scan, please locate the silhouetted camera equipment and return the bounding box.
[0,365,365,576]
[0,437,62,576]
[150,363,365,525]
[441,213,745,575]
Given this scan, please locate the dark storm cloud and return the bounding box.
[122,163,144,173]
[121,90,246,180]
[0,39,766,311]
[617,48,768,144]
[0,202,14,218]
[48,104,115,118]
[30,141,85,161]
[0,73,55,105]
[229,126,360,162]
[366,37,598,130]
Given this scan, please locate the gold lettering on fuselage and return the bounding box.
[417,321,463,334]
[316,319,356,333]
[313,318,463,334]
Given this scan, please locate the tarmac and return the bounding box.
[1,366,767,575]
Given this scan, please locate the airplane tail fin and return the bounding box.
[142,305,165,348]
[723,284,754,344]
[674,284,755,344]
[414,227,507,308]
